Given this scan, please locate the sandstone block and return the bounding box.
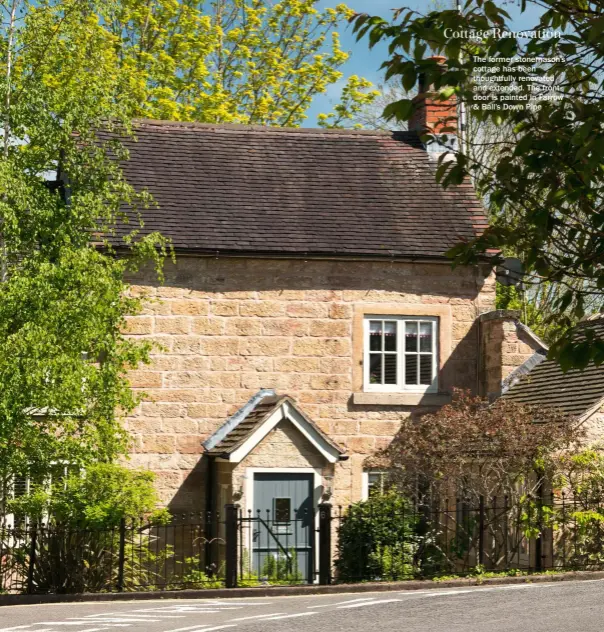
[163,371,209,389]
[239,301,286,318]
[225,318,263,336]
[259,290,306,300]
[181,356,211,371]
[129,371,162,388]
[128,417,162,433]
[176,435,204,454]
[239,337,291,356]
[123,316,153,335]
[346,436,376,454]
[171,300,209,316]
[142,435,176,454]
[274,357,321,373]
[320,358,350,374]
[329,304,352,319]
[293,338,350,357]
[310,320,350,337]
[262,319,309,337]
[286,302,329,318]
[332,420,359,435]
[141,402,185,418]
[359,420,401,436]
[200,337,239,356]
[162,417,198,434]
[211,301,239,316]
[192,317,224,335]
[155,317,191,335]
[156,287,185,298]
[310,375,351,390]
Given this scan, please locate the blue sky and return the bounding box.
[305,0,545,125]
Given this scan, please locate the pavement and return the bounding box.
[1,579,604,632]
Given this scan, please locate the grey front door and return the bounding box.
[252,472,314,583]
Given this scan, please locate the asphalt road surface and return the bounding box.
[2,580,604,632]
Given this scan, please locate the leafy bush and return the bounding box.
[335,491,418,582]
[3,464,171,593]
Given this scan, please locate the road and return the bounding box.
[1,580,603,632]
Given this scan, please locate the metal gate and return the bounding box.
[237,473,315,584]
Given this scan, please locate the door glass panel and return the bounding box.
[274,498,291,523]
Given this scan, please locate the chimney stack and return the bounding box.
[409,55,458,137]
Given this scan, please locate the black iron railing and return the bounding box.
[3,493,604,594]
[0,513,225,594]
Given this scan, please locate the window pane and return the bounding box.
[369,354,382,384]
[405,354,418,385]
[369,321,382,351]
[420,322,433,352]
[405,321,418,351]
[274,498,291,523]
[384,321,397,351]
[420,355,433,385]
[384,354,397,384]
[367,472,383,496]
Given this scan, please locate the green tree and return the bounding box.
[103,0,377,127]
[353,1,604,368]
[0,0,169,497]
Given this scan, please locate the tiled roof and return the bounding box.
[504,317,604,418]
[104,120,488,259]
[204,393,345,459]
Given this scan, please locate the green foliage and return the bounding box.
[260,549,304,584]
[0,0,171,491]
[353,2,604,368]
[335,490,418,582]
[7,464,168,528]
[102,0,377,127]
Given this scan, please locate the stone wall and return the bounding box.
[123,256,496,511]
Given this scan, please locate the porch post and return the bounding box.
[318,503,332,585]
[225,503,239,588]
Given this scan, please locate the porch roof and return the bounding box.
[203,391,347,463]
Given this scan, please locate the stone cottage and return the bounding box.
[110,103,547,531]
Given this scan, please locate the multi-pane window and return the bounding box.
[364,317,438,392]
[366,471,387,498]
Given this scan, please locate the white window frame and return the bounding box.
[361,471,388,500]
[363,316,439,393]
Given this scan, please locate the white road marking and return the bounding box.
[337,598,402,609]
[0,627,36,632]
[307,597,376,609]
[229,614,286,621]
[260,613,317,621]
[162,625,219,632]
[82,614,185,619]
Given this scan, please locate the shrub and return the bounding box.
[3,463,171,593]
[335,490,418,582]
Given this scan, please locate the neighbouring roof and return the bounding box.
[104,120,488,259]
[203,391,347,462]
[504,316,604,418]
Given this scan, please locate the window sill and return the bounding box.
[352,392,452,406]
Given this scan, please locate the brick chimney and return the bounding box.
[409,55,458,136]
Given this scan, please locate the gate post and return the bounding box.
[318,503,332,585]
[225,504,239,588]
